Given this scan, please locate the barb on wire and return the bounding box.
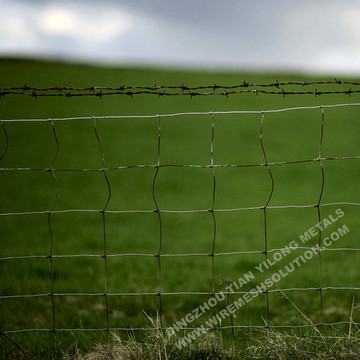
[1,88,360,98]
[1,79,360,93]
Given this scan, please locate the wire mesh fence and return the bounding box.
[1,100,360,340]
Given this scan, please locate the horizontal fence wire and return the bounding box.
[1,202,360,216]
[2,287,360,300]
[0,102,360,336]
[4,322,360,335]
[1,103,360,122]
[3,247,360,262]
[2,79,360,98]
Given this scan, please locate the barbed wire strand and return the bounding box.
[2,80,360,99]
[2,79,360,92]
[2,88,360,99]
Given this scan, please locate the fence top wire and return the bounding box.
[1,79,360,98]
[1,103,360,123]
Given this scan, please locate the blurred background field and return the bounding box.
[1,58,360,357]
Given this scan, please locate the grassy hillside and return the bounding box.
[1,58,360,358]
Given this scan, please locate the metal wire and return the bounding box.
[2,79,360,92]
[1,80,360,98]
[1,202,360,217]
[1,103,360,337]
[209,113,218,322]
[2,246,360,262]
[3,322,360,335]
[93,117,111,334]
[47,120,59,341]
[2,103,360,123]
[2,287,360,300]
[153,115,163,326]
[316,107,325,327]
[259,112,274,327]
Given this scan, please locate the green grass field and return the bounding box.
[1,58,360,358]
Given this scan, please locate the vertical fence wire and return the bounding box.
[152,115,163,327]
[317,107,326,327]
[93,117,112,334]
[259,112,275,327]
[47,120,59,347]
[209,113,217,323]
[0,121,8,161]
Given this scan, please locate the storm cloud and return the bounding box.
[1,0,359,74]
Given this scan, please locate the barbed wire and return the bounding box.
[2,79,360,92]
[1,103,360,340]
[1,88,360,98]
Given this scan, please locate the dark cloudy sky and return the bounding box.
[1,0,360,74]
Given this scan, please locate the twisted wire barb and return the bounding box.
[1,79,360,99]
[2,79,360,92]
[1,88,360,98]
